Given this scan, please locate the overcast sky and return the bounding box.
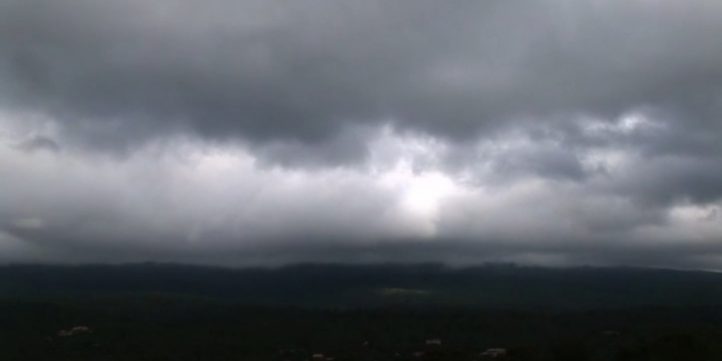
[1,0,721,268]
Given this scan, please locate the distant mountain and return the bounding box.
[3,263,722,310]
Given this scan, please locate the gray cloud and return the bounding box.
[0,1,721,268]
[2,1,721,152]
[16,135,61,153]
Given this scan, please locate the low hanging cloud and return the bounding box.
[0,0,721,268]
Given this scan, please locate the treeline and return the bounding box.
[3,263,722,310]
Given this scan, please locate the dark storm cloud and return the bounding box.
[1,1,721,155]
[1,0,722,268]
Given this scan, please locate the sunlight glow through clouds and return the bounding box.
[378,160,458,238]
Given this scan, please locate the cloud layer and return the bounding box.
[1,0,721,268]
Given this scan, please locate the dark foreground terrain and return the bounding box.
[3,263,722,360]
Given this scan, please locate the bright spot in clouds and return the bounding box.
[400,171,455,224]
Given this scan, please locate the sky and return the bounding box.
[1,0,721,269]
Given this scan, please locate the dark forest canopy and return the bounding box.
[4,263,722,310]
